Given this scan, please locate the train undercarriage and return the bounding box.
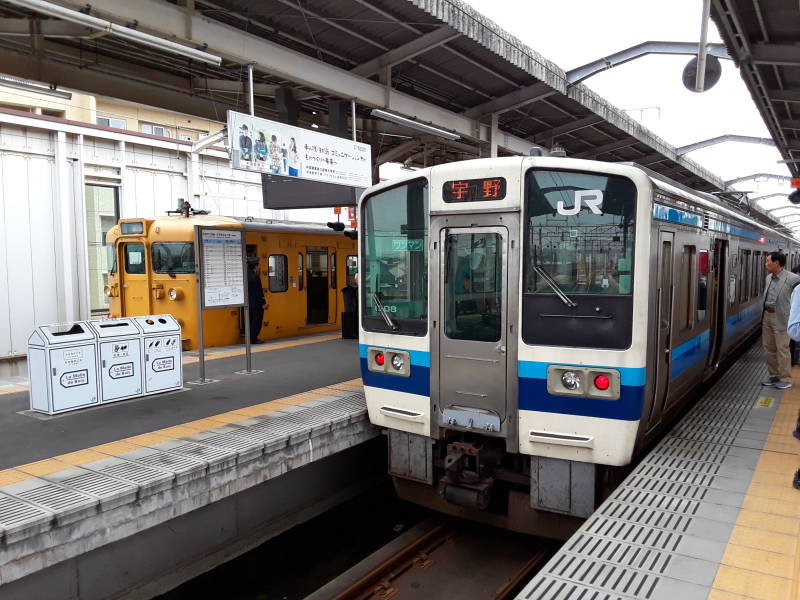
[386,430,616,540]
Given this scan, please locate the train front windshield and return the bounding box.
[361,178,429,335]
[523,169,637,349]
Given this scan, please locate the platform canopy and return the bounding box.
[0,0,730,190]
[712,0,800,178]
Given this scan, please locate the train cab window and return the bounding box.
[268,255,288,292]
[297,253,304,291]
[697,250,708,322]
[123,243,146,275]
[346,255,358,287]
[151,242,195,274]
[522,169,636,349]
[525,170,635,296]
[361,178,428,335]
[680,245,697,330]
[330,252,337,289]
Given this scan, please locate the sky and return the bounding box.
[295,0,794,227]
[459,0,794,217]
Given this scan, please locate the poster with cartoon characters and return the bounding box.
[227,111,371,188]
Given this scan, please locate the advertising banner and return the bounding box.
[227,110,371,188]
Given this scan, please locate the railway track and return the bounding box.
[307,518,555,600]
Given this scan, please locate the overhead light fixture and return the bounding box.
[371,108,460,141]
[6,0,222,66]
[0,74,71,99]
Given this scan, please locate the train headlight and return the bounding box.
[168,287,184,301]
[103,285,112,298]
[561,371,581,390]
[391,354,404,370]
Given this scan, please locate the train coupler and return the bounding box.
[438,441,494,510]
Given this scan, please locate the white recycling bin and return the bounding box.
[87,318,144,403]
[133,314,183,394]
[28,322,100,414]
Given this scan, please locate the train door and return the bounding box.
[306,247,329,324]
[119,241,151,315]
[649,231,674,427]
[706,239,728,371]
[438,227,509,435]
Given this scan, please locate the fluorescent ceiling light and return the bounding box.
[7,0,222,66]
[0,74,71,99]
[371,109,460,141]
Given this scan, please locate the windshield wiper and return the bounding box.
[372,292,400,331]
[533,265,578,308]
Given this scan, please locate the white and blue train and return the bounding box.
[357,156,797,537]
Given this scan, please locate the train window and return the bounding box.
[297,253,304,291]
[752,251,762,298]
[680,246,696,330]
[268,255,288,292]
[444,232,502,342]
[123,243,146,275]
[346,255,358,287]
[697,250,708,322]
[361,178,428,335]
[525,169,636,295]
[739,250,751,303]
[151,242,195,274]
[330,252,337,289]
[106,244,117,275]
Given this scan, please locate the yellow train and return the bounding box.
[104,213,357,350]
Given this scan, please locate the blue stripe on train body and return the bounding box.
[652,203,766,242]
[517,361,646,421]
[670,330,710,378]
[360,302,761,417]
[725,303,762,338]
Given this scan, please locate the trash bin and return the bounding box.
[132,314,183,395]
[28,322,100,414]
[87,318,144,404]
[341,284,358,339]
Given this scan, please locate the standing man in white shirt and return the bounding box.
[762,251,800,389]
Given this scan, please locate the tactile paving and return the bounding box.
[518,344,775,600]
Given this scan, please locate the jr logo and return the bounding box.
[556,190,604,216]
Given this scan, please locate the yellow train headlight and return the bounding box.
[168,287,184,301]
[104,285,113,298]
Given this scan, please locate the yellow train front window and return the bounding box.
[152,242,195,274]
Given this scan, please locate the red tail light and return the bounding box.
[375,352,385,366]
[594,375,610,390]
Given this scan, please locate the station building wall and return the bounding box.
[0,110,277,374]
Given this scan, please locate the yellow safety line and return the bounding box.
[0,377,363,486]
[0,333,343,394]
[0,385,28,397]
[709,367,800,600]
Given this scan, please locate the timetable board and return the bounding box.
[197,227,246,309]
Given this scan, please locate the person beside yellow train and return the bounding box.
[247,257,267,344]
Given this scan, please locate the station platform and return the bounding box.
[518,343,800,600]
[0,333,379,598]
